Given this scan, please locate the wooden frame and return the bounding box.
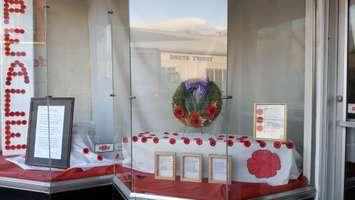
[154,151,176,180]
[180,153,202,182]
[253,103,288,141]
[25,97,75,169]
[208,154,232,184]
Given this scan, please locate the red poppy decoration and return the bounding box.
[169,138,176,145]
[153,137,159,144]
[132,136,138,142]
[173,106,185,119]
[82,148,89,154]
[227,139,234,147]
[97,155,104,161]
[286,142,294,149]
[205,104,218,119]
[189,112,202,128]
[195,138,203,145]
[243,140,251,148]
[172,132,179,136]
[257,140,266,148]
[247,150,281,178]
[273,141,281,149]
[183,138,190,145]
[209,138,216,147]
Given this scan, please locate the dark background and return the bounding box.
[0,185,124,200]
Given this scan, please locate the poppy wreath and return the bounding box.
[172,78,222,128]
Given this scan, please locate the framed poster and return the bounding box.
[154,151,176,180]
[253,103,287,141]
[25,97,74,169]
[180,153,202,182]
[208,154,232,184]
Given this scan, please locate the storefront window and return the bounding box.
[0,0,314,198]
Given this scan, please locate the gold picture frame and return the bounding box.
[180,153,203,182]
[208,154,232,184]
[154,151,176,180]
[253,103,288,141]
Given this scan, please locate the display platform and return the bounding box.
[0,155,113,193]
[122,131,301,186]
[115,165,307,200]
[0,123,114,193]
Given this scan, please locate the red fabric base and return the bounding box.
[0,156,113,182]
[116,165,308,200]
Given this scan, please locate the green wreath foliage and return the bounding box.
[172,79,222,128]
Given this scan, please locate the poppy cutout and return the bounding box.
[247,150,281,178]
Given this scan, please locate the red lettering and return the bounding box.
[3,28,26,57]
[4,88,26,117]
[5,60,30,85]
[3,0,26,24]
[4,120,27,150]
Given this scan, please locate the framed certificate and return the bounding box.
[253,103,287,141]
[208,154,232,184]
[180,153,202,182]
[154,151,176,180]
[25,97,74,169]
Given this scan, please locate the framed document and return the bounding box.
[154,151,176,180]
[208,154,232,184]
[253,103,287,141]
[25,97,74,169]
[180,153,202,182]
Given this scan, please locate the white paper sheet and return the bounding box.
[158,156,173,177]
[184,157,200,179]
[212,158,228,181]
[34,106,65,159]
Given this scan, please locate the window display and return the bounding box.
[0,0,316,198]
[114,0,313,199]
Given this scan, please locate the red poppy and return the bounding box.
[286,142,294,149]
[183,138,190,145]
[209,138,216,147]
[195,138,203,145]
[257,140,266,148]
[132,136,138,142]
[153,137,159,144]
[174,106,185,119]
[82,148,89,154]
[247,150,281,178]
[189,112,202,128]
[141,137,147,143]
[256,117,264,123]
[227,139,234,147]
[97,155,104,161]
[273,141,281,149]
[243,140,251,148]
[173,132,179,136]
[169,138,176,145]
[205,104,218,118]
